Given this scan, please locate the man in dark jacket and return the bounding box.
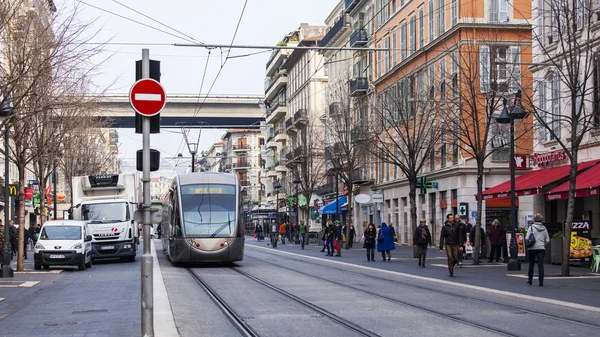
[488,219,504,263]
[439,214,463,277]
[413,219,432,267]
[9,220,18,257]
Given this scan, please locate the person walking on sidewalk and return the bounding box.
[526,213,550,287]
[439,214,463,277]
[279,223,287,244]
[389,224,397,242]
[413,219,432,267]
[22,227,30,259]
[347,224,356,248]
[298,220,307,250]
[9,220,18,257]
[363,223,376,261]
[455,215,466,267]
[325,221,335,256]
[488,219,505,263]
[334,220,342,257]
[255,223,263,241]
[270,220,278,248]
[377,222,395,261]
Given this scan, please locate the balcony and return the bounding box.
[264,72,288,101]
[351,125,369,142]
[350,77,368,96]
[294,108,307,125]
[266,50,289,77]
[318,15,349,48]
[285,117,294,130]
[232,144,249,151]
[274,129,288,143]
[344,0,365,13]
[316,183,335,196]
[265,98,287,125]
[325,142,344,158]
[350,29,368,47]
[267,169,278,177]
[329,102,343,117]
[351,168,372,185]
[232,161,250,169]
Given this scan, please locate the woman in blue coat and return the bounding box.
[377,222,396,261]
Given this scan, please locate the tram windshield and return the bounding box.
[180,184,237,238]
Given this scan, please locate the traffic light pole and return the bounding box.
[140,49,154,337]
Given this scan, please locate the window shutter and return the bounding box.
[479,46,490,92]
[490,0,498,22]
[499,0,508,22]
[538,81,546,141]
[509,46,521,91]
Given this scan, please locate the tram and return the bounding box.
[161,172,244,263]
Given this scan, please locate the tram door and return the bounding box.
[168,190,183,259]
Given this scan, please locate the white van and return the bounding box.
[34,220,93,271]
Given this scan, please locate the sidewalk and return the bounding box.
[0,240,179,337]
[246,235,600,308]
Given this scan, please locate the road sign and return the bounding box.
[129,78,166,117]
[416,176,438,195]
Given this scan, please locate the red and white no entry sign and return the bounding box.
[129,78,166,117]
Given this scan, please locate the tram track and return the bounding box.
[246,251,600,336]
[187,267,381,337]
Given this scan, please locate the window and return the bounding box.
[479,46,490,92]
[490,0,508,23]
[575,0,583,31]
[429,126,436,170]
[594,54,600,126]
[366,7,373,37]
[451,0,458,26]
[537,0,544,46]
[436,0,445,36]
[451,49,458,98]
[538,81,547,141]
[452,120,459,164]
[429,63,435,99]
[377,41,382,77]
[440,58,446,102]
[392,29,398,66]
[385,36,390,73]
[400,21,407,61]
[508,46,521,91]
[440,124,447,168]
[419,7,424,49]
[409,15,416,54]
[551,74,561,139]
[479,46,520,93]
[429,0,434,42]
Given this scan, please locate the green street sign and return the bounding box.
[416,176,438,195]
[33,192,40,206]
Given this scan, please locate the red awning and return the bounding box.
[480,160,600,200]
[546,163,600,200]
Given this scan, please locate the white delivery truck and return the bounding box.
[71,174,140,262]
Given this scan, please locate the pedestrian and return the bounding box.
[279,222,286,244]
[389,224,397,242]
[325,221,335,256]
[270,220,278,248]
[23,226,30,259]
[156,223,162,239]
[363,223,376,261]
[439,214,463,277]
[334,220,342,257]
[255,223,263,241]
[9,220,18,257]
[320,223,328,252]
[413,219,432,267]
[377,222,395,261]
[299,220,307,249]
[347,224,356,248]
[526,213,550,287]
[0,220,4,263]
[470,224,486,257]
[455,215,466,266]
[488,219,505,263]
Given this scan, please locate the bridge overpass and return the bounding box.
[96,94,265,128]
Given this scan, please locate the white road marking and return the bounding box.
[18,281,39,287]
[0,298,4,302]
[151,240,180,337]
[135,93,161,101]
[15,270,62,274]
[248,245,600,313]
[430,263,507,268]
[507,274,600,279]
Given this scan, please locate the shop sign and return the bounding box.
[505,233,526,257]
[568,219,592,263]
[534,150,567,167]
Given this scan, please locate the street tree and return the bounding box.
[523,0,600,276]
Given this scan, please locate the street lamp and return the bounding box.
[273,180,281,230]
[292,172,301,244]
[495,90,527,271]
[53,150,63,220]
[1,95,14,278]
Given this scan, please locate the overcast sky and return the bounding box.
[57,0,339,174]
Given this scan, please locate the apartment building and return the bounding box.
[222,129,264,208]
[370,0,533,243]
[200,141,224,172]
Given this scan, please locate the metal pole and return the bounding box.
[276,189,280,228]
[191,152,195,172]
[335,172,339,222]
[507,115,520,271]
[53,160,57,220]
[140,48,154,337]
[1,123,13,278]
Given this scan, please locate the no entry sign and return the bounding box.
[129,78,166,117]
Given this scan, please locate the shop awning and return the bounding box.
[546,163,600,200]
[480,160,600,200]
[319,195,347,214]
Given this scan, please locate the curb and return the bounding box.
[152,239,179,337]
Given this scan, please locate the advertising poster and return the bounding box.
[569,219,592,263]
[465,233,473,255]
[506,233,526,257]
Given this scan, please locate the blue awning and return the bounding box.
[319,195,347,215]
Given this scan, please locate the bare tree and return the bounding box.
[522,0,600,276]
[2,2,106,271]
[368,73,442,241]
[324,80,368,249]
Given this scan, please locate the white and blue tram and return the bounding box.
[160,172,244,263]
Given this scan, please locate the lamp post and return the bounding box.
[495,90,527,271]
[273,180,281,230]
[292,173,301,244]
[52,150,63,220]
[1,96,14,278]
[334,168,339,223]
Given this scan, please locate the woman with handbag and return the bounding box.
[363,223,377,261]
[526,213,550,286]
[377,222,396,261]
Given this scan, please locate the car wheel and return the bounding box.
[34,262,41,270]
[42,265,49,270]
[78,258,86,271]
[85,258,92,268]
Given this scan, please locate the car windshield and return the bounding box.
[180,184,237,238]
[40,226,82,240]
[81,202,129,223]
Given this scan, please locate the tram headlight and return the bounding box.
[123,244,132,250]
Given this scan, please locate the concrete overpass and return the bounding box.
[96,94,265,128]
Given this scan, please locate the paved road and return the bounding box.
[161,237,600,337]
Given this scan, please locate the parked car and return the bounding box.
[34,220,93,270]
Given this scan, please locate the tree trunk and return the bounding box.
[562,154,578,277]
[473,160,484,265]
[344,178,353,249]
[16,167,26,271]
[409,178,418,245]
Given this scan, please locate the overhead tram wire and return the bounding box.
[77,1,197,44]
[109,0,203,44]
